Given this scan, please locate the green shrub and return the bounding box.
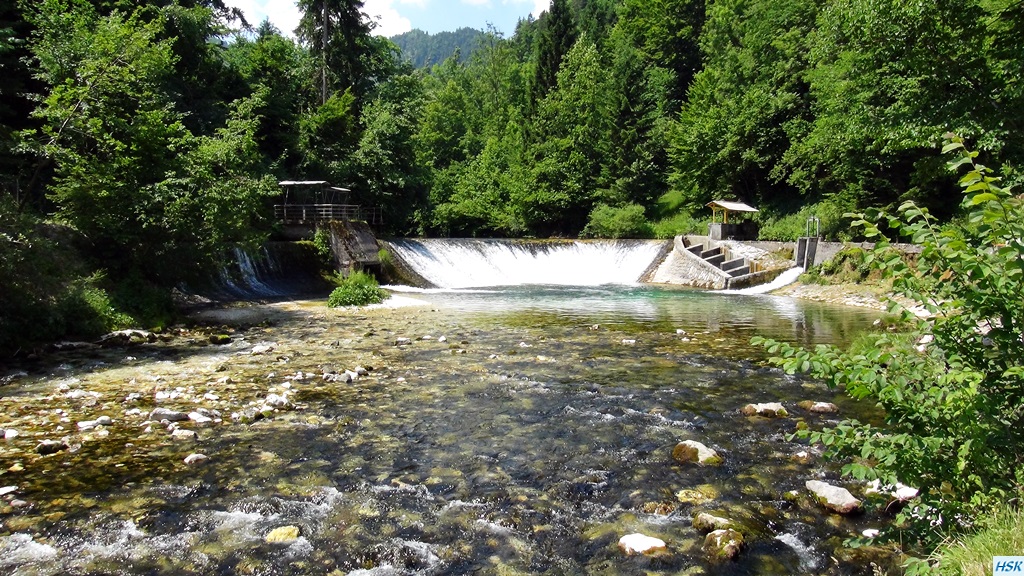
[57,276,134,338]
[581,203,654,238]
[753,136,1024,561]
[327,271,390,307]
[757,199,855,241]
[311,226,334,269]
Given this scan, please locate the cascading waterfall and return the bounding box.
[212,243,325,299]
[385,239,670,288]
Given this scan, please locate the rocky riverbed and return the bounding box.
[0,289,909,575]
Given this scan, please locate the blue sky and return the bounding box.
[224,0,550,38]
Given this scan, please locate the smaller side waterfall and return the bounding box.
[212,243,327,299]
[724,267,803,295]
[384,239,671,289]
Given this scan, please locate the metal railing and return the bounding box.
[274,204,382,226]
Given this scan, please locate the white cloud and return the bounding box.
[462,0,491,6]
[363,0,414,36]
[532,0,550,17]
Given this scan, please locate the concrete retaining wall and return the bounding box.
[743,241,920,267]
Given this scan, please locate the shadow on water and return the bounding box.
[0,286,901,575]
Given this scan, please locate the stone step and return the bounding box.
[700,247,722,259]
[721,258,747,272]
[687,245,704,256]
[705,254,725,267]
[728,266,750,277]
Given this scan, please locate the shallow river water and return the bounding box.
[0,286,901,575]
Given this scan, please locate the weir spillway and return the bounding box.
[383,239,671,288]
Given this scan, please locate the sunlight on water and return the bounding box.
[0,285,893,575]
[385,239,669,288]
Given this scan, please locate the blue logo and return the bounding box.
[995,557,1024,573]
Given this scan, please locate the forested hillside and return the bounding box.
[1,0,1022,350]
[390,27,486,68]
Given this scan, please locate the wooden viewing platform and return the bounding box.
[274,181,384,227]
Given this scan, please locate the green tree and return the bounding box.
[791,0,1005,216]
[224,20,311,171]
[530,0,576,107]
[619,0,705,101]
[599,28,673,209]
[25,0,273,283]
[669,0,818,211]
[525,38,607,234]
[296,0,373,103]
[754,137,1024,556]
[354,73,427,234]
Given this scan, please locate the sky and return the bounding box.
[224,0,551,38]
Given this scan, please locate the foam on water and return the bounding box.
[724,266,803,295]
[386,239,668,288]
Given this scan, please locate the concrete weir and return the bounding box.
[647,235,793,290]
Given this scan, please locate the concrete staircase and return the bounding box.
[682,237,752,277]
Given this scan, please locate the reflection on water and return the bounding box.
[0,286,893,575]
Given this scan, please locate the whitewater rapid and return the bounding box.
[385,239,669,289]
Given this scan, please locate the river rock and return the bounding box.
[99,329,157,345]
[741,402,788,417]
[250,343,275,355]
[4,429,19,440]
[171,429,199,441]
[263,393,290,408]
[798,400,839,413]
[617,533,666,555]
[209,334,231,345]
[864,479,918,503]
[150,408,189,422]
[395,337,412,346]
[183,453,208,465]
[806,480,862,514]
[703,529,744,561]
[36,439,68,455]
[0,486,17,497]
[692,512,735,532]
[672,440,723,466]
[188,412,213,425]
[265,525,301,543]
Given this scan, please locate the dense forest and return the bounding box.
[390,27,486,68]
[1,0,1022,350]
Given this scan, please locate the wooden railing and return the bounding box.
[274,204,383,226]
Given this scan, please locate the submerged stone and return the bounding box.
[265,525,301,543]
[150,408,189,422]
[741,402,788,417]
[672,440,723,466]
[184,453,208,465]
[36,439,68,455]
[806,480,862,514]
[209,334,231,345]
[618,533,666,555]
[692,512,735,532]
[798,400,839,413]
[171,429,199,441]
[702,529,744,561]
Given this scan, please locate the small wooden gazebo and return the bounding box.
[706,200,759,240]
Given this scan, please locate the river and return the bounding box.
[0,285,899,575]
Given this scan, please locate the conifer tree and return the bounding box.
[530,0,576,108]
